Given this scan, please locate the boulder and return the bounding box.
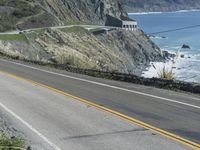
[162,50,176,58]
[182,44,190,49]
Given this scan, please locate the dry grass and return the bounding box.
[153,63,175,80]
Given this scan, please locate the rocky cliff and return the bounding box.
[37,0,127,24]
[0,28,163,74]
[0,0,164,75]
[122,0,200,12]
[0,0,127,32]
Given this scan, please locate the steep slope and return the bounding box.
[0,28,162,74]
[36,0,127,24]
[0,0,127,32]
[0,0,164,75]
[122,0,200,12]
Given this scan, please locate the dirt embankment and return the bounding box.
[0,28,164,75]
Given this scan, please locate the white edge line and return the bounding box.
[1,58,200,110]
[0,102,62,150]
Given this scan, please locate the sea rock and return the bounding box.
[162,50,176,59]
[182,44,190,49]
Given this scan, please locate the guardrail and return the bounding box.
[54,64,200,94]
[1,52,200,94]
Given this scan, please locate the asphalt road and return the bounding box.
[0,58,200,149]
[0,71,190,150]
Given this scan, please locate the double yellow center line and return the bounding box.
[0,70,200,150]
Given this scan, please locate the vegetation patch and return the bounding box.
[59,26,88,34]
[157,65,175,80]
[0,34,28,42]
[64,20,81,25]
[151,62,175,80]
[0,134,27,150]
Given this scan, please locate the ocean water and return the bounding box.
[129,11,200,83]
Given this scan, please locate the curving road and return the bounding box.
[0,58,200,149]
[0,25,118,35]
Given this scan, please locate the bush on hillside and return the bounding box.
[0,134,27,150]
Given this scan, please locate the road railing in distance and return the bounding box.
[0,54,200,94]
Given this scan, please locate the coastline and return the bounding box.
[142,48,200,83]
[129,10,200,83]
[128,9,200,15]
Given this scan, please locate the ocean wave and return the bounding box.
[169,46,181,49]
[129,12,163,15]
[142,56,200,81]
[150,35,168,39]
[176,9,200,13]
[185,59,200,62]
[128,9,200,16]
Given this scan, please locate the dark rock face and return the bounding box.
[180,54,185,58]
[121,0,200,12]
[49,0,128,24]
[96,29,164,74]
[162,51,176,59]
[182,44,190,49]
[0,0,128,31]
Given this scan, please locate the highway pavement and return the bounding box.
[0,58,200,149]
[0,71,191,150]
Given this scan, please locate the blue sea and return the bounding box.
[129,11,200,83]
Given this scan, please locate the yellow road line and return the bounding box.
[0,70,200,150]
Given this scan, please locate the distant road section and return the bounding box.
[0,25,118,35]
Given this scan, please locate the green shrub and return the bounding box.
[0,134,26,150]
[0,34,28,42]
[60,26,87,34]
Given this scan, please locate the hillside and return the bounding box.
[0,0,164,75]
[0,27,163,74]
[122,0,200,12]
[0,0,126,32]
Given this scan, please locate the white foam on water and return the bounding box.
[142,60,176,79]
[128,12,163,15]
[130,10,200,83]
[128,9,200,15]
[142,54,200,83]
